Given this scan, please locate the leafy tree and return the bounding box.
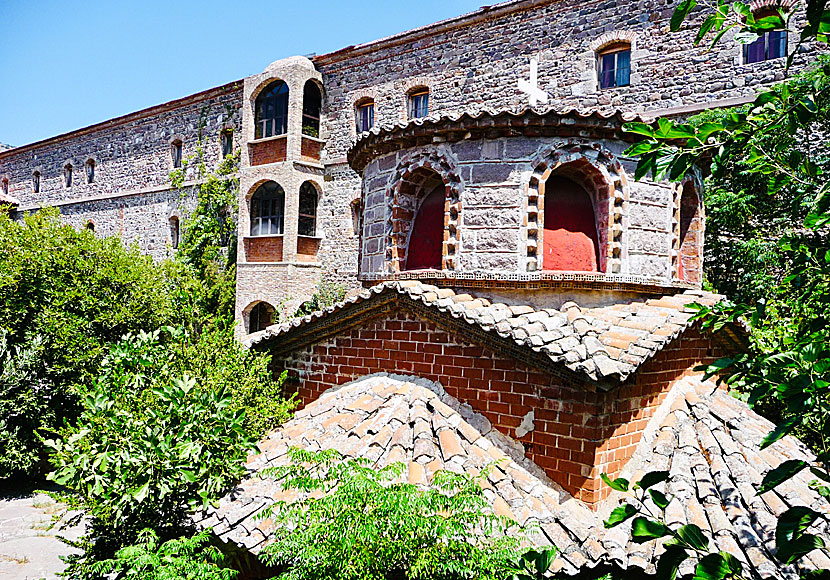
[256,448,535,580]
[603,0,830,576]
[0,209,177,478]
[90,528,237,580]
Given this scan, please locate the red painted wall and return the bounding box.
[543,176,600,272]
[404,185,443,270]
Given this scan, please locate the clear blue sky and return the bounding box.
[0,0,485,148]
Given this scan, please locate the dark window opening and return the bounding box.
[85,221,95,232]
[350,199,361,236]
[298,181,318,237]
[64,165,73,188]
[85,160,95,183]
[171,141,183,168]
[543,175,601,272]
[2,179,8,196]
[250,181,285,236]
[744,30,787,63]
[408,89,429,119]
[598,43,631,89]
[356,101,374,133]
[220,131,233,158]
[302,81,322,138]
[170,217,180,249]
[405,181,444,271]
[255,81,289,139]
[32,172,40,193]
[249,302,275,333]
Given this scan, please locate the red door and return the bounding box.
[405,185,444,270]
[543,176,600,272]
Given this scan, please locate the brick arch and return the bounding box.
[249,76,289,103]
[243,300,277,334]
[590,30,638,52]
[386,149,463,273]
[673,178,705,284]
[526,142,628,274]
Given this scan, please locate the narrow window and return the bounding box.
[302,81,322,138]
[408,89,429,119]
[2,179,8,197]
[250,181,285,236]
[744,30,788,63]
[597,43,631,89]
[249,302,275,333]
[64,164,73,188]
[85,159,95,183]
[85,221,95,232]
[171,140,183,168]
[298,182,318,237]
[350,198,361,235]
[255,80,289,139]
[678,183,702,283]
[32,171,40,193]
[543,175,600,272]
[356,100,375,133]
[170,216,180,249]
[405,181,444,270]
[220,131,233,158]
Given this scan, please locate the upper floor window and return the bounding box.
[32,171,40,193]
[2,179,8,197]
[408,88,429,119]
[171,140,183,168]
[744,30,787,63]
[64,164,73,188]
[85,221,95,232]
[85,159,95,183]
[250,181,285,236]
[598,43,631,89]
[255,80,289,139]
[169,216,180,249]
[220,131,233,158]
[356,100,375,133]
[298,181,318,237]
[302,81,322,138]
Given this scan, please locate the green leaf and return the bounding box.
[776,533,825,564]
[631,517,671,543]
[131,481,150,503]
[656,545,688,580]
[638,470,670,490]
[776,506,821,548]
[675,524,710,551]
[649,489,671,510]
[759,460,808,493]
[693,553,730,580]
[671,0,697,31]
[760,416,800,450]
[604,503,638,528]
[601,473,629,492]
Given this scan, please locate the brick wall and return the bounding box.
[244,236,284,262]
[249,137,287,166]
[274,308,723,505]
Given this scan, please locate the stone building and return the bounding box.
[0,0,821,334]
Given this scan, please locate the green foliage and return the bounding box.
[90,528,237,580]
[0,209,177,478]
[292,278,347,318]
[256,448,531,580]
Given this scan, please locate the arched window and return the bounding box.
[249,302,275,333]
[2,179,8,197]
[355,99,375,133]
[170,216,180,249]
[302,81,322,138]
[250,181,285,236]
[85,221,95,232]
[85,159,95,183]
[64,164,73,188]
[220,131,233,158]
[543,175,600,272]
[32,171,40,193]
[171,140,183,168]
[255,80,289,139]
[298,182,318,237]
[408,87,429,119]
[744,30,787,63]
[350,198,361,236]
[404,176,444,271]
[597,42,631,89]
[678,183,702,283]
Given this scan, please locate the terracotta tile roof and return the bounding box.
[248,281,734,386]
[197,374,829,578]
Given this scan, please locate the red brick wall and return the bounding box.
[274,308,723,505]
[249,137,287,166]
[296,236,320,262]
[244,236,283,262]
[300,137,322,161]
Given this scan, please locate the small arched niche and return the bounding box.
[541,162,606,272]
[677,182,703,283]
[400,168,445,271]
[248,301,276,333]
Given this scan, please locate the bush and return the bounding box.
[0,209,178,478]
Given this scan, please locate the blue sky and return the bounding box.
[0,0,485,147]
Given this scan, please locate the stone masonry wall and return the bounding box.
[273,307,723,504]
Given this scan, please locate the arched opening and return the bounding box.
[32,171,40,194]
[302,81,322,138]
[85,159,95,183]
[355,98,374,133]
[250,181,285,236]
[85,221,95,232]
[403,169,445,271]
[64,164,73,188]
[298,182,318,237]
[248,302,275,333]
[597,42,631,89]
[169,216,180,249]
[678,182,702,283]
[255,80,289,139]
[407,87,429,119]
[171,140,183,168]
[543,175,601,272]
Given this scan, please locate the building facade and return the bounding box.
[0,0,818,334]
